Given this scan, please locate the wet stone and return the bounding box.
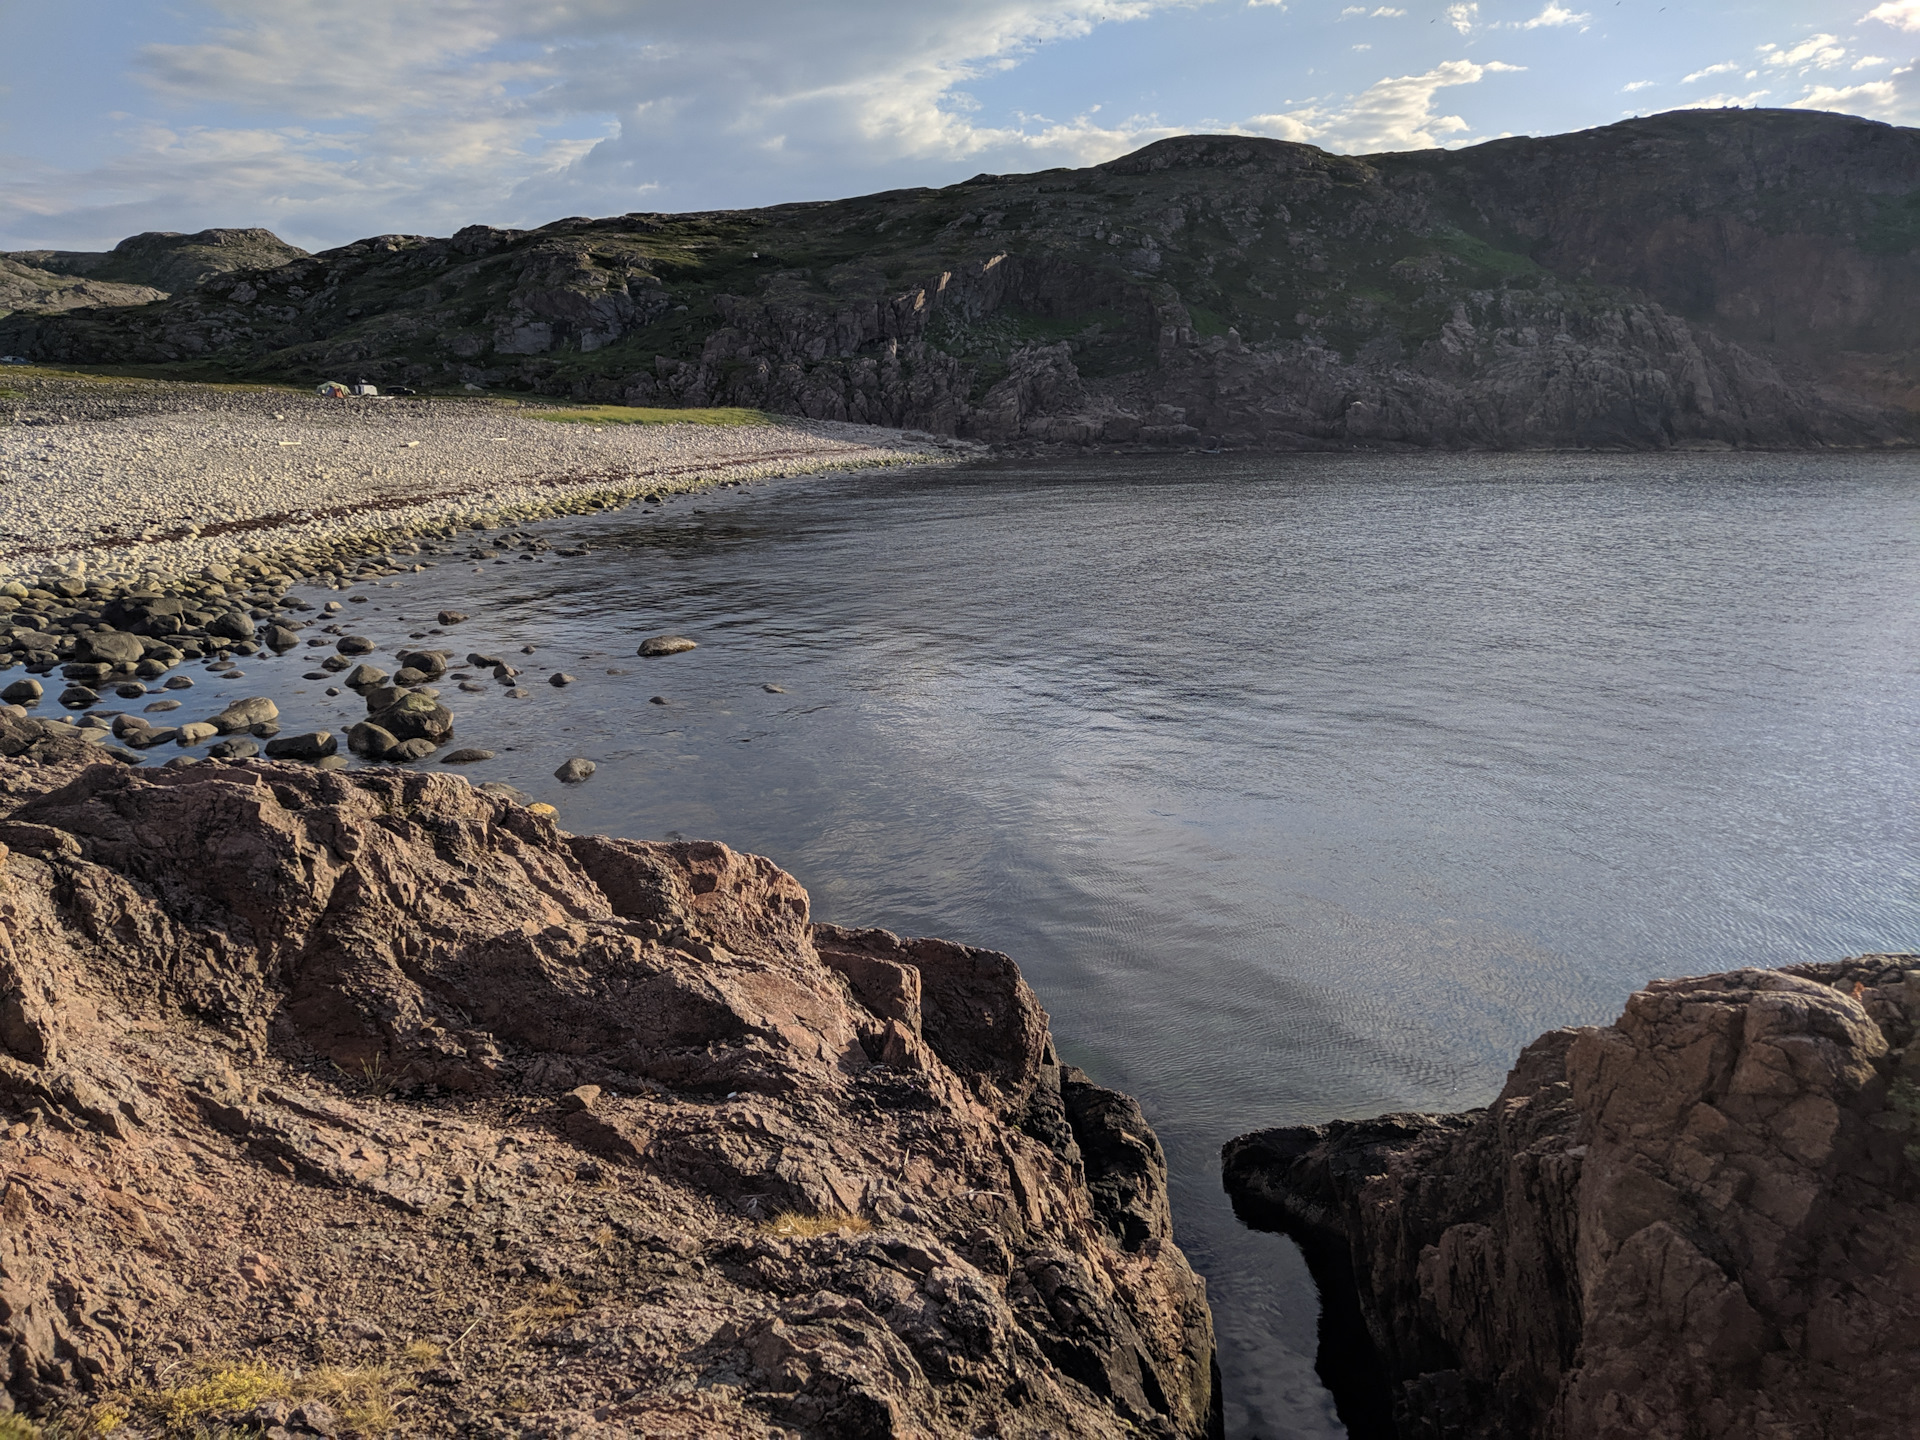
[554,757,596,783]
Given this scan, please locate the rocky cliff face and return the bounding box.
[2,110,1912,449]
[0,741,1217,1438]
[1221,958,1920,1440]
[0,229,308,319]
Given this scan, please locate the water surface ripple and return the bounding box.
[251,451,1919,1438]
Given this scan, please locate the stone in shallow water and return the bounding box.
[638,635,697,657]
[163,675,193,690]
[264,731,337,762]
[208,737,258,760]
[548,673,575,687]
[440,748,493,765]
[336,635,376,656]
[554,757,596,783]
[115,682,147,699]
[2,679,42,704]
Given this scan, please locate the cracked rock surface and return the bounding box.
[0,751,1217,1437]
[1223,958,1920,1440]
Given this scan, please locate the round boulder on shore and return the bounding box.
[336,636,377,656]
[2,679,43,704]
[638,636,697,657]
[264,731,338,762]
[348,722,400,758]
[79,632,145,667]
[366,691,454,744]
[209,697,279,735]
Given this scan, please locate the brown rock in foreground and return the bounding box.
[1222,959,1920,1440]
[0,754,1218,1438]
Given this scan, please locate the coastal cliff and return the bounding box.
[0,736,1217,1438]
[1222,957,1920,1440]
[5,109,1916,450]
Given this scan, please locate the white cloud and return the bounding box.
[1758,34,1846,70]
[1790,79,1895,110]
[1445,4,1478,35]
[1785,64,1920,120]
[1681,61,1739,83]
[1518,3,1589,28]
[1249,57,1521,152]
[1855,54,1892,68]
[1354,43,1373,50]
[1372,6,1407,14]
[1864,1,1920,32]
[6,0,1195,249]
[1675,90,1772,109]
[1621,80,1655,92]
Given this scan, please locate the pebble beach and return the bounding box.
[0,372,967,584]
[0,371,975,769]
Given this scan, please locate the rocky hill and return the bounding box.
[0,738,1218,1438]
[0,229,307,321]
[2,109,1915,448]
[1222,956,1920,1440]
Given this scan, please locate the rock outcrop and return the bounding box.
[0,228,307,318]
[3,110,1914,449]
[0,753,1217,1437]
[1222,958,1920,1440]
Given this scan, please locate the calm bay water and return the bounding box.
[244,450,1919,1438]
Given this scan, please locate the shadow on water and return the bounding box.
[1229,1190,1398,1440]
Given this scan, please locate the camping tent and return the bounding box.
[315,381,350,398]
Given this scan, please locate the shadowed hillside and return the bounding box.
[4,110,1914,450]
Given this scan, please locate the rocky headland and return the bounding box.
[1222,957,1920,1440]
[0,739,1218,1437]
[5,109,1918,450]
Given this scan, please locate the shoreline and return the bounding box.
[0,370,982,767]
[0,369,978,590]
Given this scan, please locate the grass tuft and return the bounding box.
[507,1281,582,1337]
[526,403,767,427]
[113,1357,410,1437]
[761,1210,872,1240]
[154,1361,290,1428]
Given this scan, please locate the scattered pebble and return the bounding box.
[649,696,669,705]
[549,673,575,687]
[763,683,787,693]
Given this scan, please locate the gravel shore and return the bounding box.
[0,370,979,768]
[0,371,970,585]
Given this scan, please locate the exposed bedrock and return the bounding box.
[0,752,1218,1437]
[1222,958,1920,1440]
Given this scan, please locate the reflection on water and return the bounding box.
[241,450,1919,1438]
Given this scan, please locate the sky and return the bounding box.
[0,0,1899,253]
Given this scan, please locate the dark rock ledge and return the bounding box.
[1223,957,1920,1440]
